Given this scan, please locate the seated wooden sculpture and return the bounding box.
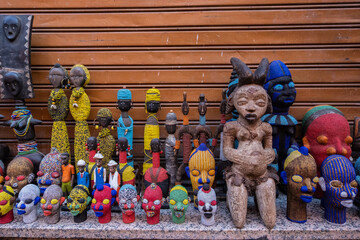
[223,57,277,229]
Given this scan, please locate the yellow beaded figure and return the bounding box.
[69,64,91,171]
[48,64,70,156]
[96,108,116,169]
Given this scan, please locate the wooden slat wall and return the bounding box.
[0,0,359,161]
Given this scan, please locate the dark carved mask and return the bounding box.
[3,16,21,41]
[3,72,22,98]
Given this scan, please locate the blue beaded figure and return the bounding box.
[262,60,298,174]
[319,155,358,224]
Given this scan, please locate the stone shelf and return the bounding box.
[1,194,360,239]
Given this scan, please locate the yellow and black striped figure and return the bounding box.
[69,64,91,171]
[96,108,116,169]
[143,88,161,174]
[48,64,70,155]
[185,143,215,208]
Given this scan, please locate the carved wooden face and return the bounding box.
[117,99,132,112]
[3,72,22,97]
[150,139,161,152]
[118,137,128,151]
[69,67,86,88]
[233,85,268,122]
[87,137,97,151]
[146,101,160,113]
[3,16,21,41]
[49,67,65,88]
[97,116,112,128]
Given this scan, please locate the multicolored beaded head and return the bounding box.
[169,185,190,224]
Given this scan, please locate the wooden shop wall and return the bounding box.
[0,0,359,162]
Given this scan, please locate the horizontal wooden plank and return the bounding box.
[0,105,358,127]
[31,29,360,47]
[27,9,360,28]
[2,0,358,9]
[31,49,360,66]
[0,87,355,104]
[31,68,360,85]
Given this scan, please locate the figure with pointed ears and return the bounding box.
[223,57,277,229]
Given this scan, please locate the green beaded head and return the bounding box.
[169,185,190,224]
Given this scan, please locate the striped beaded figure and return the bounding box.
[143,88,161,174]
[117,88,134,167]
[69,64,91,171]
[319,155,358,224]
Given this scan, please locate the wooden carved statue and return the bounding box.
[175,92,196,184]
[319,155,358,224]
[76,160,89,189]
[195,94,213,148]
[164,110,177,191]
[281,146,318,223]
[61,153,74,201]
[223,57,277,229]
[116,137,136,187]
[4,107,43,172]
[144,139,169,201]
[212,89,227,156]
[69,64,91,170]
[117,88,134,167]
[85,136,99,190]
[108,160,120,194]
[143,88,161,174]
[16,184,40,224]
[95,108,116,169]
[0,15,34,101]
[262,60,298,176]
[48,63,70,155]
[302,105,352,175]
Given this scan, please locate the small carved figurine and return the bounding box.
[0,15,34,100]
[116,137,136,187]
[213,89,227,159]
[319,155,358,224]
[61,153,75,200]
[16,184,40,223]
[223,57,277,229]
[69,64,91,169]
[117,184,140,224]
[37,148,62,194]
[302,105,352,175]
[142,183,163,225]
[86,136,98,190]
[108,160,120,194]
[281,146,318,223]
[48,63,70,155]
[143,88,161,174]
[144,139,169,201]
[164,110,178,191]
[93,152,106,189]
[40,184,65,224]
[168,185,190,224]
[117,88,134,167]
[67,185,91,223]
[4,156,35,195]
[77,160,90,189]
[262,60,298,174]
[0,185,15,224]
[96,108,116,169]
[196,183,217,226]
[195,94,213,148]
[175,92,196,184]
[186,143,215,208]
[4,107,43,172]
[226,68,240,121]
[91,184,117,224]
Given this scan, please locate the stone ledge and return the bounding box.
[1,194,360,240]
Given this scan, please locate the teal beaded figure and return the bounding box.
[117,88,134,167]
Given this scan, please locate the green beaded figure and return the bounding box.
[168,185,190,224]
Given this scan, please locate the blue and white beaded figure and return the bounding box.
[319,155,358,224]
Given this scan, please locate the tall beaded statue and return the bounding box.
[165,110,178,191]
[143,88,161,174]
[48,64,70,155]
[117,88,134,167]
[96,108,116,169]
[223,57,277,229]
[175,92,196,184]
[69,64,91,171]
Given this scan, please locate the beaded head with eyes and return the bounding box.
[37,149,62,195]
[4,157,34,195]
[0,185,16,224]
[40,184,65,224]
[16,184,40,224]
[196,184,217,226]
[91,184,117,224]
[67,185,91,223]
[142,183,163,225]
[168,185,190,224]
[117,184,140,224]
